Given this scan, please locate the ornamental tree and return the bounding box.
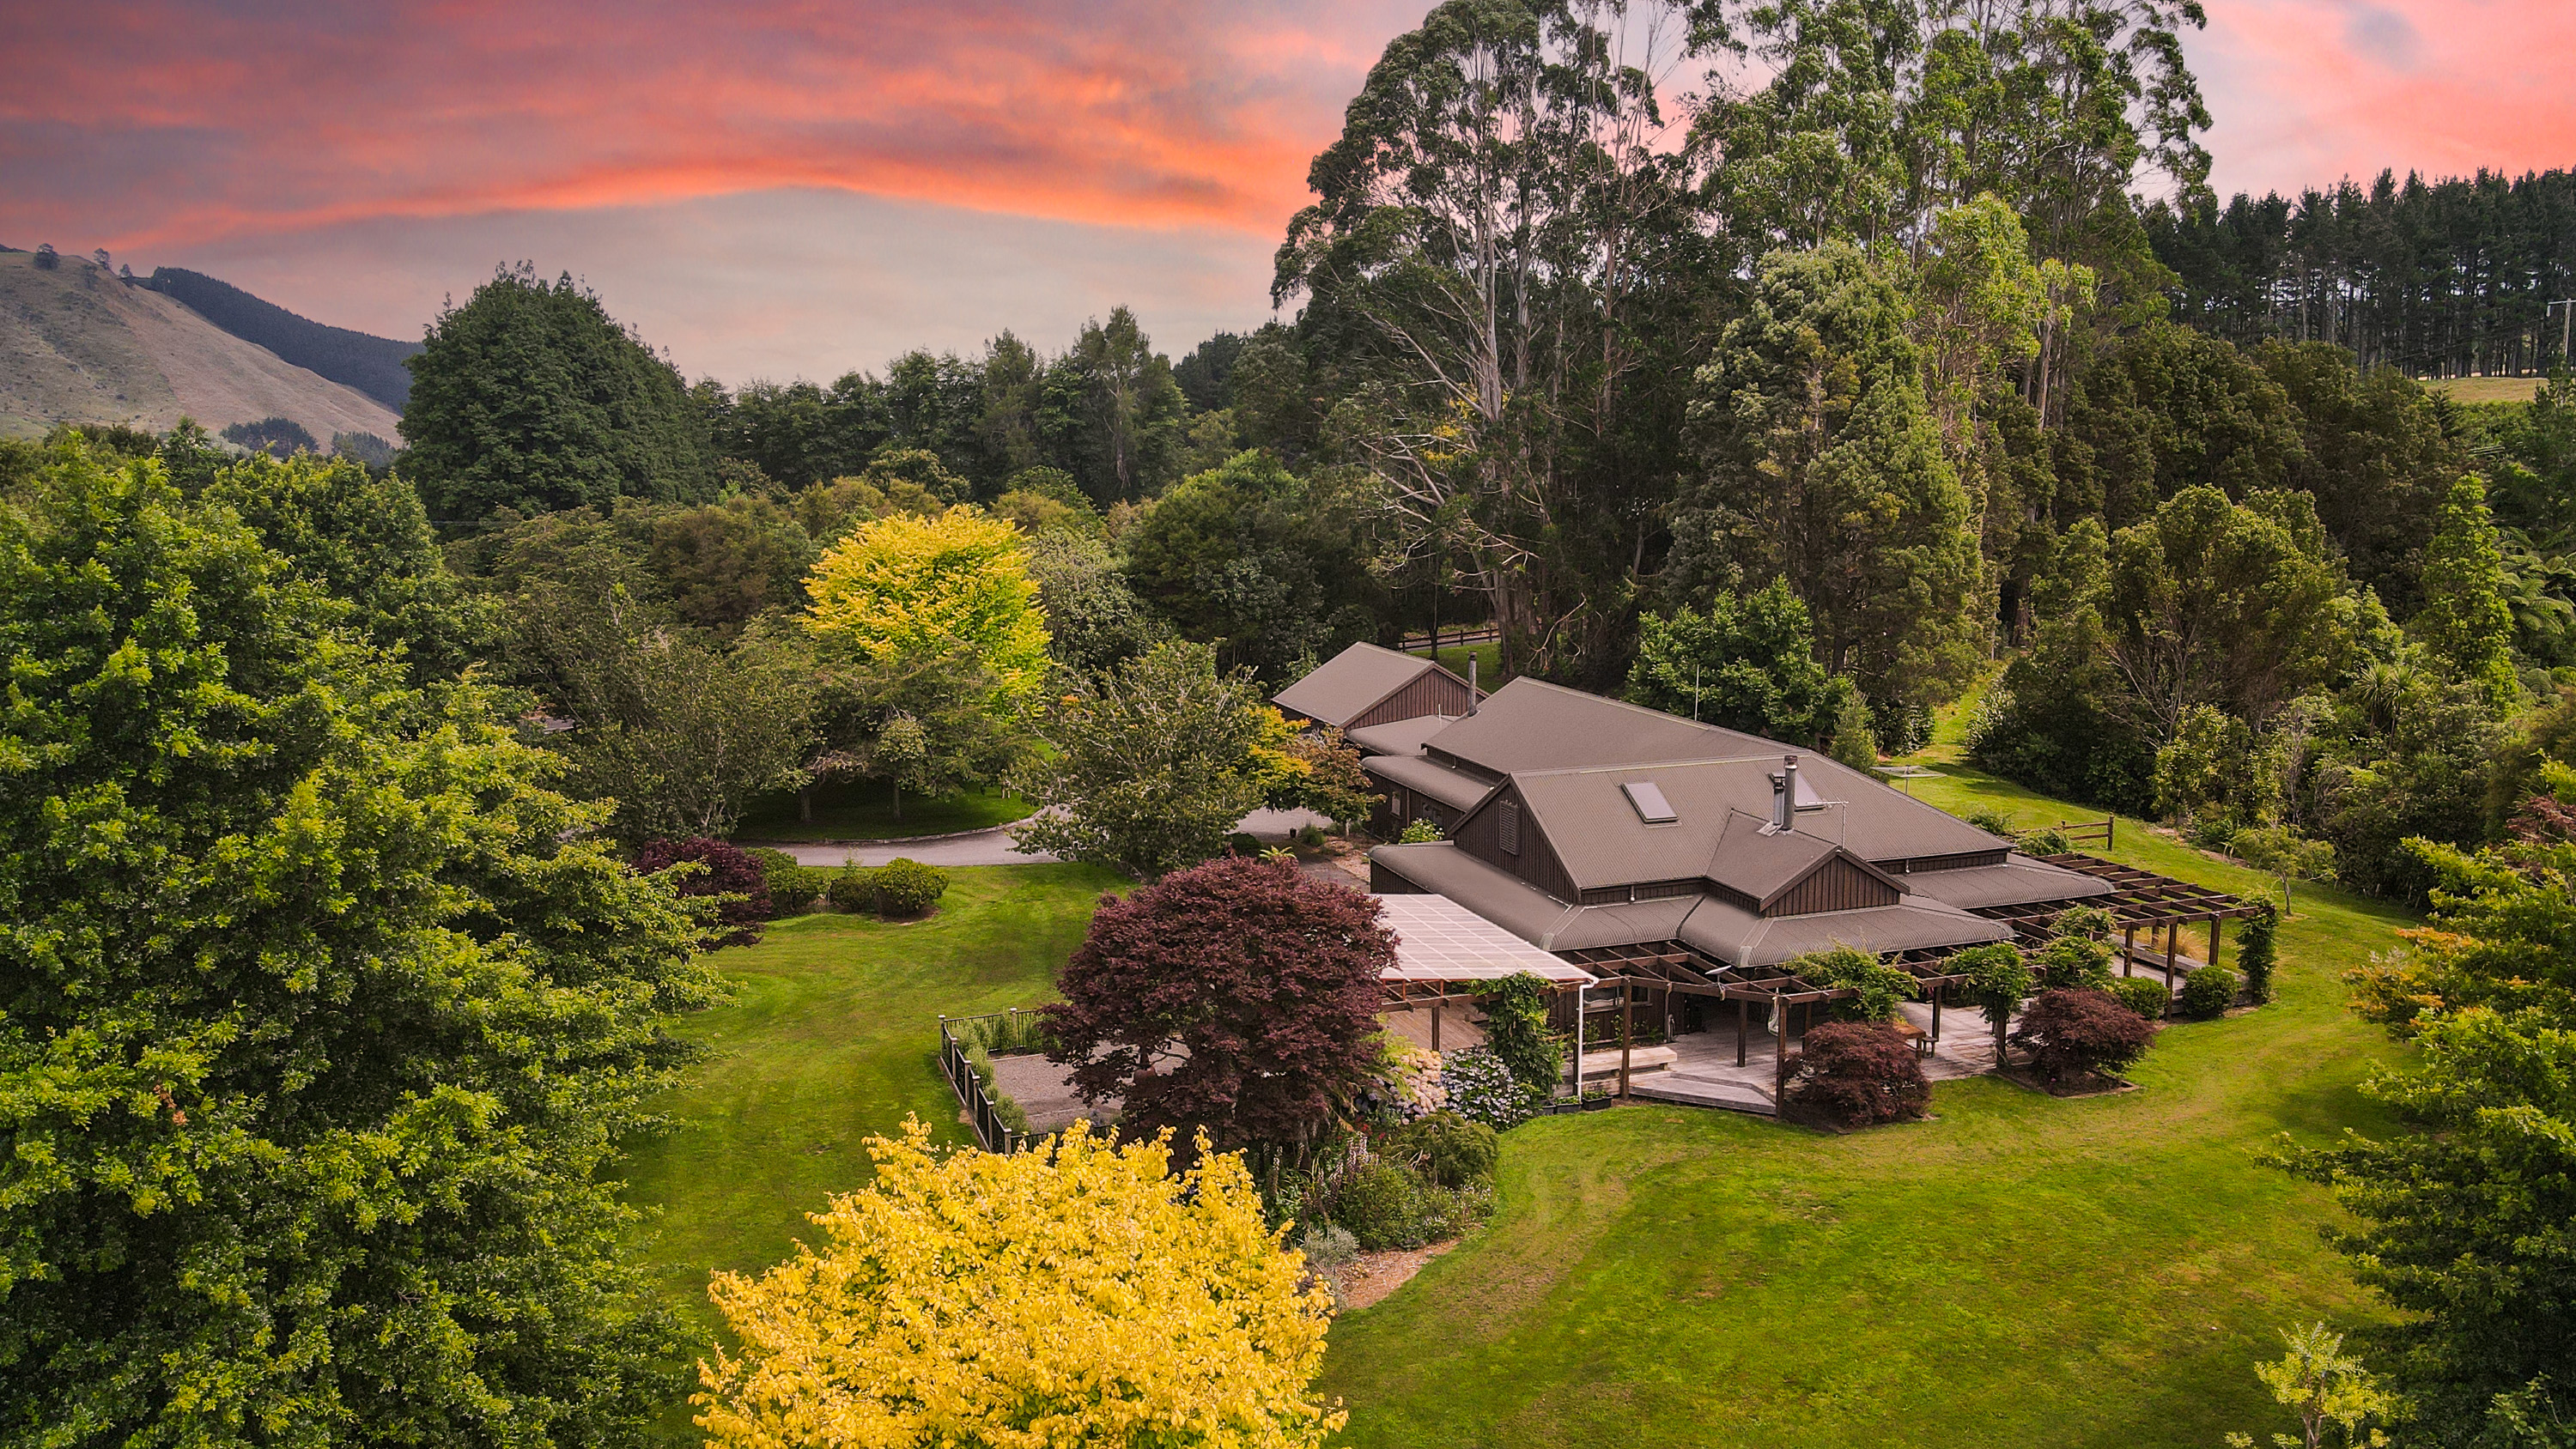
[698,1120,1341,1449]
[1043,856,1394,1156]
[804,503,1050,702]
[632,836,771,948]
[0,441,720,1444]
[1011,640,1294,880]
[2009,987,2156,1086]
[1785,1022,1931,1126]
[1951,942,2033,1063]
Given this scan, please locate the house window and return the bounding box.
[1499,801,1521,854]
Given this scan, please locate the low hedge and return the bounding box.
[822,858,951,918]
[2176,965,2239,1020]
[2106,975,2172,1021]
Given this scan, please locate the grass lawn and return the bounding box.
[620,862,1124,1356]
[731,779,1033,841]
[1406,639,1509,686]
[1316,726,2415,1446]
[2425,375,2542,403]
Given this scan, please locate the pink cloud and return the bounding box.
[2190,0,2576,196]
[0,0,1422,252]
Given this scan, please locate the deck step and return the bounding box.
[1625,1073,1777,1115]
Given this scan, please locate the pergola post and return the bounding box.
[1618,984,1634,1100]
[2208,913,2223,972]
[2163,923,2178,992]
[1929,985,1941,1045]
[1772,1001,1791,1109]
[2122,924,2136,978]
[1431,1003,1443,1052]
[1736,997,1748,1067]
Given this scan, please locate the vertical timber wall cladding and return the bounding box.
[1455,785,1577,903]
[1348,670,1477,732]
[1766,856,1900,916]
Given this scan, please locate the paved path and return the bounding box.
[747,807,1340,870]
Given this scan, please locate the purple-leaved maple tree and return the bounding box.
[1045,856,1393,1157]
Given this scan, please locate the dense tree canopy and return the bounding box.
[401,263,714,518]
[0,441,719,1444]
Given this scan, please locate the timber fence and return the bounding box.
[938,1013,1034,1155]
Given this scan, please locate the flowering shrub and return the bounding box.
[1437,1047,1537,1131]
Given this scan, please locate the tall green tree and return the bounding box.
[201,451,488,682]
[2288,803,2576,1443]
[1055,307,1187,502]
[1010,641,1294,880]
[1625,579,1855,746]
[507,539,816,842]
[2412,475,2520,712]
[1679,241,1987,710]
[1276,0,1727,686]
[1119,450,1381,682]
[401,263,714,518]
[0,441,719,1444]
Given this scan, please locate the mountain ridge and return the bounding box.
[0,249,403,445]
[143,267,419,410]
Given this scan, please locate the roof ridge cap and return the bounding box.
[1510,753,1787,780]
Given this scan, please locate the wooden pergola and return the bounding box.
[1376,852,2253,1110]
[1529,855,2252,1106]
[1975,852,2267,993]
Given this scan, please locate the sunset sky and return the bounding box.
[5,0,2571,384]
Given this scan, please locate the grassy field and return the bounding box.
[2425,375,2542,403]
[1315,733,2413,1447]
[731,779,1033,841]
[621,862,1122,1345]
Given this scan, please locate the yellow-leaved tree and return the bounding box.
[697,1120,1342,1448]
[805,505,1050,698]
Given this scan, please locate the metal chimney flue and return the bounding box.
[1467,655,1479,716]
[1774,753,1799,831]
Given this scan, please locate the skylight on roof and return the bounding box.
[1622,780,1678,824]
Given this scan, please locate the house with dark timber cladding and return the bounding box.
[1278,643,2124,981]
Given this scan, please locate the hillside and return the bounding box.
[0,249,402,444]
[144,266,420,409]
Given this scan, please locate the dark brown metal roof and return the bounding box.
[1422,676,1764,773]
[1416,679,2014,875]
[1897,856,2117,910]
[1346,713,1457,758]
[1370,841,2018,967]
[1273,643,1465,728]
[1362,752,1500,813]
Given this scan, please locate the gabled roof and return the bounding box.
[1273,642,1469,729]
[1370,841,2015,967]
[1422,676,1761,774]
